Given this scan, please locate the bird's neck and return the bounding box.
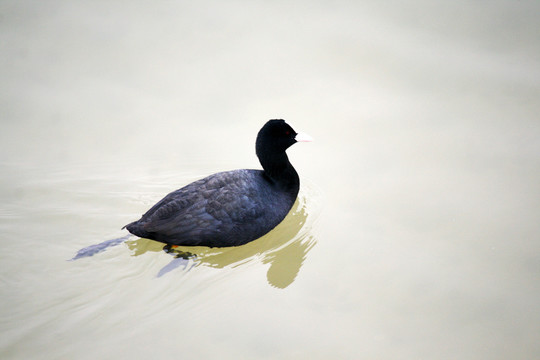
[260,152,299,191]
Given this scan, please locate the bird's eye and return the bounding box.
[285,131,290,135]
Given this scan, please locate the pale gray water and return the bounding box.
[1,1,539,359]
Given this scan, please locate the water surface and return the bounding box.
[1,1,539,359]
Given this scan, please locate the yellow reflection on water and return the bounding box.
[125,194,318,288]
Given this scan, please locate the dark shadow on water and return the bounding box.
[126,197,318,288]
[70,234,133,260]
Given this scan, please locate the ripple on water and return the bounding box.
[68,176,322,292]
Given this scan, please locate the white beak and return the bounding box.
[295,132,314,142]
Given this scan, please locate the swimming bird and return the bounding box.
[123,119,312,247]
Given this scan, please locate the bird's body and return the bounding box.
[125,169,297,247]
[124,119,311,247]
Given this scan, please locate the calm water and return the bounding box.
[1,1,539,359]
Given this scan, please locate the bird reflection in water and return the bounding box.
[126,196,317,288]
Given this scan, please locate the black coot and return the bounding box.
[124,119,312,247]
